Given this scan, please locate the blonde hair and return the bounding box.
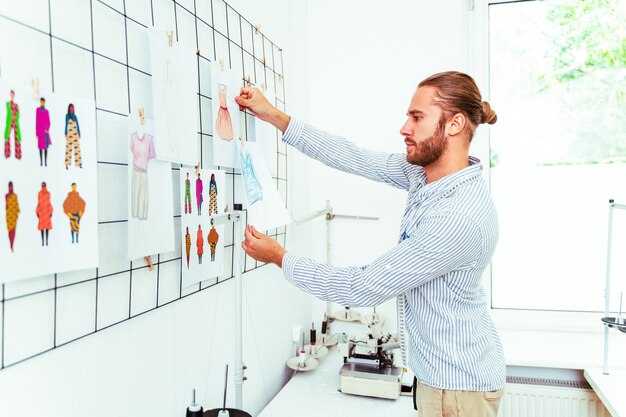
[419,71,497,139]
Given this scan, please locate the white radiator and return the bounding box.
[499,379,611,417]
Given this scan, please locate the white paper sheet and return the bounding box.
[0,81,99,283]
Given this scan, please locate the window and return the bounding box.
[488,0,626,312]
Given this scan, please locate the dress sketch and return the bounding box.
[215,84,234,141]
[238,145,263,205]
[5,182,20,252]
[4,90,21,159]
[196,225,204,264]
[208,173,218,215]
[65,104,82,169]
[196,173,203,216]
[207,226,219,262]
[130,132,156,220]
[36,182,53,246]
[185,227,191,269]
[63,183,86,243]
[184,172,192,214]
[36,97,51,166]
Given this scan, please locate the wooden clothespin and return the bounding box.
[278,74,283,82]
[254,24,261,35]
[219,58,225,71]
[224,204,230,212]
[31,78,40,100]
[138,107,145,126]
[144,255,154,271]
[245,75,251,87]
[261,58,266,67]
[196,48,201,56]
[167,30,174,47]
[195,163,200,177]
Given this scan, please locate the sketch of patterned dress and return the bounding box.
[5,182,19,252]
[208,174,218,215]
[62,184,86,244]
[207,226,219,262]
[36,183,53,247]
[184,174,192,214]
[215,84,234,141]
[4,91,21,159]
[185,227,191,269]
[238,145,263,205]
[130,132,156,220]
[64,105,82,169]
[197,226,204,264]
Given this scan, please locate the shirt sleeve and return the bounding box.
[282,213,483,307]
[282,118,414,191]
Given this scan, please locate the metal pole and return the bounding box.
[603,200,614,375]
[325,200,333,319]
[233,213,245,408]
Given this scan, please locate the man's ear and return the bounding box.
[448,113,466,137]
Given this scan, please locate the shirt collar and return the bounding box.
[415,156,483,199]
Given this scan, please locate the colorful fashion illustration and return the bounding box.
[196,172,203,216]
[36,182,53,246]
[130,132,156,220]
[63,183,86,243]
[65,103,82,169]
[208,173,218,215]
[36,97,51,166]
[5,182,20,252]
[184,172,192,214]
[207,225,219,262]
[185,227,191,268]
[238,145,263,205]
[4,90,22,159]
[196,225,204,264]
[215,84,234,141]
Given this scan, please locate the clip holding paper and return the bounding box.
[31,78,40,100]
[195,164,201,177]
[144,256,154,271]
[219,58,225,71]
[254,24,261,35]
[167,30,174,47]
[138,107,145,126]
[245,75,252,87]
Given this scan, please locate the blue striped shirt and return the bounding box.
[281,119,506,391]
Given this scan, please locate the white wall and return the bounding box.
[0,1,311,416]
[299,0,473,334]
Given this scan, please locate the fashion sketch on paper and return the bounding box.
[215,84,234,141]
[185,226,191,268]
[63,183,86,243]
[196,225,204,264]
[5,182,20,252]
[238,145,263,205]
[208,173,218,215]
[4,90,21,159]
[207,225,219,262]
[184,172,192,214]
[196,172,203,216]
[65,104,82,169]
[130,132,156,220]
[36,182,53,246]
[36,97,52,166]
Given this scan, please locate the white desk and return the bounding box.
[584,367,626,417]
[258,347,414,417]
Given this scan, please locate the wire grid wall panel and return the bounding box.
[0,0,287,370]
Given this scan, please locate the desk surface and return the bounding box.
[258,347,413,417]
[584,367,626,417]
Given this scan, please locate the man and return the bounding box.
[237,71,505,417]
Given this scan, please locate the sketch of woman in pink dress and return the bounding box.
[215,84,234,141]
[36,97,51,166]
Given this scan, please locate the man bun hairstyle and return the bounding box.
[418,71,497,140]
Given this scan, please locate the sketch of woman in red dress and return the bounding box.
[215,84,234,141]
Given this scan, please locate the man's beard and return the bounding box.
[406,118,447,167]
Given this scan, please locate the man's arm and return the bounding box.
[236,87,413,191]
[243,214,482,307]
